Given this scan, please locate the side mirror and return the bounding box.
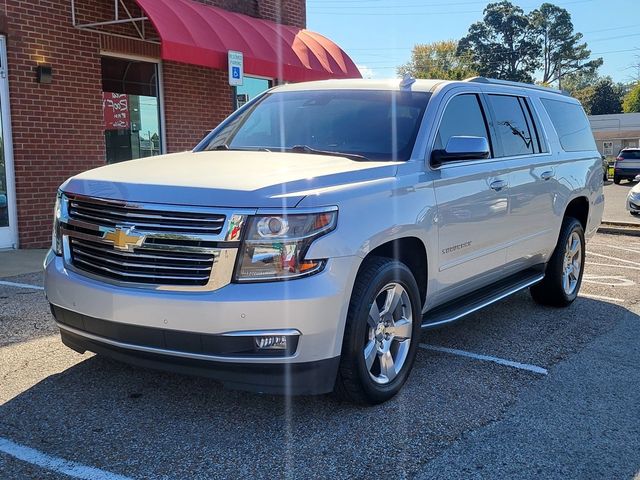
[431,136,490,166]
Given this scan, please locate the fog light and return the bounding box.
[255,335,288,350]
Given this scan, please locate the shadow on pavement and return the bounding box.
[0,295,637,479]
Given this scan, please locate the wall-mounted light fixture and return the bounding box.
[36,64,53,84]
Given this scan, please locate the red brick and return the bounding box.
[3,0,306,248]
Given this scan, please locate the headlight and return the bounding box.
[51,191,64,256]
[234,210,337,282]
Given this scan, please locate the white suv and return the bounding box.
[45,77,604,404]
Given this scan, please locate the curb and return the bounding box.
[598,221,640,237]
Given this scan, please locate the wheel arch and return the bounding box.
[564,196,589,230]
[360,236,428,308]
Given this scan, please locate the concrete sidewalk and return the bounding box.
[0,249,47,278]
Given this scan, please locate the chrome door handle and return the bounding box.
[541,170,555,181]
[490,179,507,191]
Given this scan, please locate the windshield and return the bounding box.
[201,89,431,161]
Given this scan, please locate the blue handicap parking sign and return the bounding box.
[232,66,241,79]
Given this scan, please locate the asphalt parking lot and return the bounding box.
[603,180,639,224]
[1,232,640,479]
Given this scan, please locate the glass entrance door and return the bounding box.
[0,35,17,249]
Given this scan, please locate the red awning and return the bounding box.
[134,0,361,82]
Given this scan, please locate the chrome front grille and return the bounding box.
[60,194,248,291]
[70,238,215,286]
[68,196,226,235]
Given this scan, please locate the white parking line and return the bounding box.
[579,292,625,303]
[582,275,635,287]
[586,262,640,271]
[587,251,640,267]
[591,243,640,255]
[419,344,548,375]
[0,437,133,480]
[0,280,44,290]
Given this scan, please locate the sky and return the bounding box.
[306,0,640,83]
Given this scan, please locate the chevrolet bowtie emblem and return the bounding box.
[103,227,145,251]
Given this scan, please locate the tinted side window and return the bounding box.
[519,97,545,153]
[488,95,535,157]
[435,94,490,153]
[541,98,596,152]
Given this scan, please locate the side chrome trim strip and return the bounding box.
[56,322,299,363]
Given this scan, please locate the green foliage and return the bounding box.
[562,69,602,94]
[623,83,640,113]
[530,3,602,86]
[457,1,541,83]
[573,78,623,115]
[397,40,477,80]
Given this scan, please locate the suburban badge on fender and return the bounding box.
[103,227,145,252]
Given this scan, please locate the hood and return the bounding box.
[62,151,398,208]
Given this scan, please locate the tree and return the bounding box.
[529,3,602,88]
[573,78,623,115]
[562,69,602,95]
[457,1,541,83]
[623,83,640,113]
[397,40,477,80]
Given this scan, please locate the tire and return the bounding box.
[530,217,585,307]
[334,256,422,405]
[614,176,621,184]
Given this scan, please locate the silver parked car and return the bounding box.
[627,182,640,215]
[45,77,603,404]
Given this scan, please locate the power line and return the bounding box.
[308,0,593,14]
[357,47,640,71]
[335,30,640,53]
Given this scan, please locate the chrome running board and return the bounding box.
[421,268,545,329]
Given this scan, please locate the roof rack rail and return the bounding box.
[463,76,570,96]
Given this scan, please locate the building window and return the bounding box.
[603,141,613,156]
[235,76,272,108]
[101,57,162,164]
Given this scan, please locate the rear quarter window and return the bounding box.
[540,98,596,152]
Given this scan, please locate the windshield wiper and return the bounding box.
[211,144,272,152]
[288,145,369,162]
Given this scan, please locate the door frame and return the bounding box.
[0,35,18,249]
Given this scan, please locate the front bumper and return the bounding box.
[44,251,360,394]
[627,196,640,214]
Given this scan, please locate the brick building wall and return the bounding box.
[1,0,306,248]
[163,62,233,152]
[192,1,306,27]
[2,0,105,248]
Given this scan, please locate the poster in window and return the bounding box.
[103,92,130,130]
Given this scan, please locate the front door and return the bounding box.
[0,35,17,249]
[430,92,510,305]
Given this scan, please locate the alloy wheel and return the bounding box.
[562,231,582,295]
[364,282,413,384]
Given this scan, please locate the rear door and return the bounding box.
[484,93,558,271]
[430,92,510,305]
